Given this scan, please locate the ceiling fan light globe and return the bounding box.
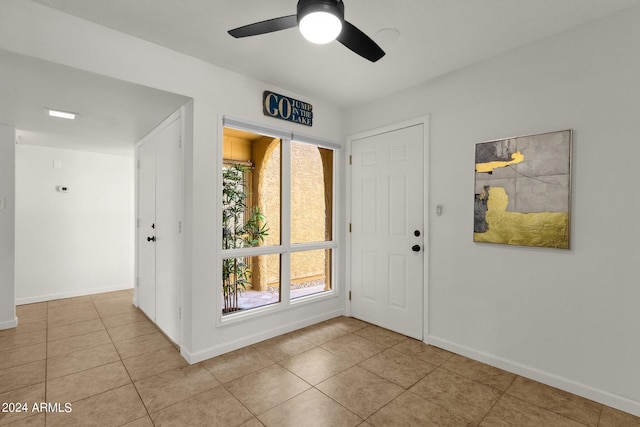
[299,11,342,44]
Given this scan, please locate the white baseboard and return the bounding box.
[0,317,18,330]
[181,309,346,364]
[16,284,134,305]
[426,334,640,418]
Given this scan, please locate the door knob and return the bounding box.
[147,236,156,242]
[412,244,421,252]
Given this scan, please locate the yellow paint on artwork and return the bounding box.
[476,151,524,173]
[474,187,569,249]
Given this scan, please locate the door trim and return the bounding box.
[346,115,430,341]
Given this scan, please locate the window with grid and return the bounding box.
[220,119,338,318]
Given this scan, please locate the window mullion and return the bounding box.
[280,137,292,305]
[222,245,286,259]
[290,241,337,252]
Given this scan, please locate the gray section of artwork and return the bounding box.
[475,138,517,163]
[474,178,516,211]
[474,189,488,233]
[474,130,571,214]
[515,131,571,177]
[515,174,569,213]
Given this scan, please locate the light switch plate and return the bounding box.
[0,198,5,210]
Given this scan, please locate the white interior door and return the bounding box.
[137,116,182,344]
[138,140,156,321]
[154,118,182,343]
[350,123,424,339]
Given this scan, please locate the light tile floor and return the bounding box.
[1,290,639,426]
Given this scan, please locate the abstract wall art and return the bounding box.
[474,130,572,249]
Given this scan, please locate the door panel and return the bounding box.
[155,118,182,343]
[388,254,407,309]
[351,124,424,339]
[138,140,156,321]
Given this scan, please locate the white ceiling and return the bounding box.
[3,0,640,154]
[0,49,189,156]
[30,0,640,108]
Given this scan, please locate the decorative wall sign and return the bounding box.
[474,129,572,249]
[263,91,313,127]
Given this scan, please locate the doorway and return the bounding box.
[136,111,183,344]
[348,118,428,340]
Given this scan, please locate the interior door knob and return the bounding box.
[412,244,421,252]
[147,236,156,242]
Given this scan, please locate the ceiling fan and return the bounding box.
[228,0,385,62]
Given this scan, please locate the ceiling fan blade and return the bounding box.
[228,15,298,38]
[337,20,385,62]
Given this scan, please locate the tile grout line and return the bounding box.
[597,403,604,425]
[476,372,518,426]
[497,392,593,426]
[44,293,154,427]
[139,367,223,424]
[239,333,361,423]
[218,380,261,422]
[434,354,519,425]
[45,301,108,387]
[92,294,157,426]
[358,348,460,425]
[315,342,390,425]
[275,330,404,424]
[360,329,505,425]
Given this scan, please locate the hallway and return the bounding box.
[1,290,637,426]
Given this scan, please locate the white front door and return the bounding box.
[350,123,425,339]
[137,115,182,344]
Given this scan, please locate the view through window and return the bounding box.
[221,126,335,316]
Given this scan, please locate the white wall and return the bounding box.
[15,144,134,303]
[0,124,16,329]
[345,6,640,417]
[0,0,345,360]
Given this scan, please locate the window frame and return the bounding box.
[217,116,340,325]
